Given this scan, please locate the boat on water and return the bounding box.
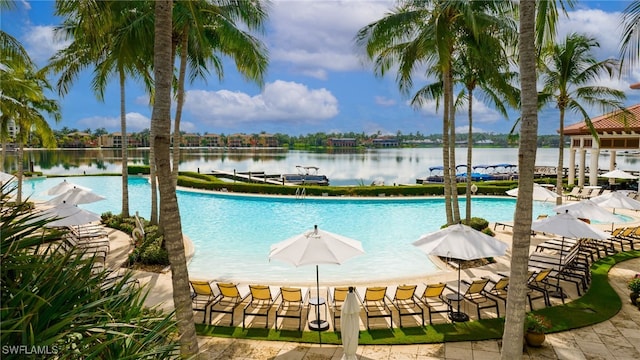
[281,166,330,186]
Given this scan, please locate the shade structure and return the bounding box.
[46,187,105,206]
[553,199,621,223]
[269,225,365,333]
[590,191,640,212]
[46,180,91,196]
[340,287,360,360]
[531,212,610,240]
[412,224,509,322]
[506,183,559,202]
[599,169,638,180]
[40,203,101,227]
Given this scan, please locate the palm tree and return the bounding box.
[538,33,625,205]
[151,0,199,356]
[356,0,514,225]
[49,0,154,218]
[619,1,640,73]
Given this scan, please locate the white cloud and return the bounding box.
[183,80,339,128]
[22,25,70,63]
[269,1,393,76]
[375,96,396,106]
[77,112,150,132]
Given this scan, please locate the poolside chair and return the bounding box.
[356,286,393,329]
[329,287,350,330]
[243,284,275,329]
[389,284,424,327]
[209,283,250,326]
[418,282,449,325]
[275,287,308,331]
[456,278,500,319]
[189,280,219,323]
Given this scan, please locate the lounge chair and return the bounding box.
[451,278,500,319]
[417,283,449,325]
[189,280,219,323]
[275,287,308,330]
[243,284,275,329]
[356,286,393,329]
[388,284,424,327]
[329,287,350,330]
[209,283,250,326]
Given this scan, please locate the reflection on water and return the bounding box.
[3,147,638,186]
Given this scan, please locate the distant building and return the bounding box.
[328,138,357,147]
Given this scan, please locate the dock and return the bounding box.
[211,169,294,185]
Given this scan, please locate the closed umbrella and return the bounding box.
[340,286,360,360]
[46,179,91,196]
[269,225,365,334]
[506,183,559,202]
[412,224,509,322]
[46,187,105,205]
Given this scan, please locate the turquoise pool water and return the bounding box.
[22,176,626,284]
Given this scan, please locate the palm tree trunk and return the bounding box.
[172,29,189,188]
[442,71,453,225]
[152,1,198,356]
[465,90,473,222]
[501,0,537,357]
[447,67,460,223]
[120,68,130,217]
[556,108,565,205]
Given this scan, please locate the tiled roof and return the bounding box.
[563,104,640,135]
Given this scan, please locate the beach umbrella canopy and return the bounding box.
[269,225,365,332]
[46,179,91,196]
[506,183,559,202]
[340,287,360,360]
[40,203,101,227]
[590,191,640,212]
[46,187,105,205]
[553,199,621,223]
[531,212,610,240]
[599,169,638,180]
[412,224,509,322]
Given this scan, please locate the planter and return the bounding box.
[525,332,546,347]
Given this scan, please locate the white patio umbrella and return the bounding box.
[590,191,640,213]
[553,199,621,224]
[412,224,509,322]
[269,225,365,333]
[340,286,360,360]
[506,183,560,202]
[46,187,105,205]
[46,179,91,196]
[599,169,638,180]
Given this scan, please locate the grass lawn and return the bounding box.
[195,250,640,345]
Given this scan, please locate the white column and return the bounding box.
[609,150,617,185]
[568,148,576,185]
[589,147,600,186]
[578,149,586,187]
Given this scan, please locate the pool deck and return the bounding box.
[102,205,640,359]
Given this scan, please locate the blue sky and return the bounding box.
[3,0,640,136]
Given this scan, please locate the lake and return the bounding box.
[4,147,639,186]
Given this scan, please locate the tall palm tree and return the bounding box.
[356,0,513,225]
[538,33,625,205]
[169,0,268,187]
[49,0,154,218]
[619,1,640,73]
[151,0,198,356]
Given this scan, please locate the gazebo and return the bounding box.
[563,104,640,187]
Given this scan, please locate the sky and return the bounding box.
[3,0,640,136]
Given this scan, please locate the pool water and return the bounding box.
[22,176,600,284]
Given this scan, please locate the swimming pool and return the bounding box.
[22,176,611,284]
